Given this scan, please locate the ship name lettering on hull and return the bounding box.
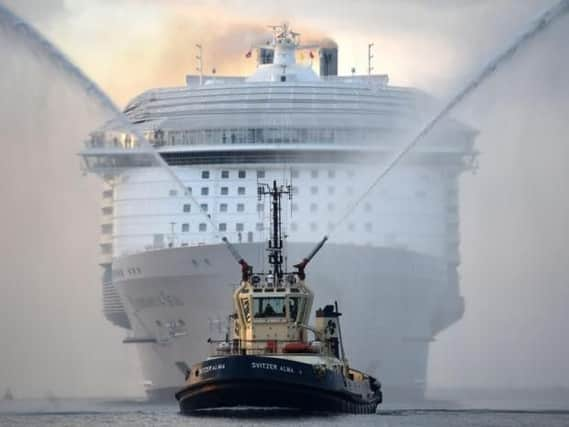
[251,362,295,374]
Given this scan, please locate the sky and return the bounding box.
[0,0,568,397]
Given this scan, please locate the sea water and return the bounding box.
[1,395,569,427]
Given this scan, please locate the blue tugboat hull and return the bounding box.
[175,355,382,414]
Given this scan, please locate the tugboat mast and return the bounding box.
[258,180,291,279]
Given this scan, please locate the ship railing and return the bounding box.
[207,338,328,357]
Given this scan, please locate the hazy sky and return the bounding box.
[0,0,568,397]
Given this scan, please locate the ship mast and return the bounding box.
[258,180,291,279]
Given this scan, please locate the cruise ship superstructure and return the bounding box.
[80,24,477,400]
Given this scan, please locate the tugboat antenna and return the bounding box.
[258,180,291,279]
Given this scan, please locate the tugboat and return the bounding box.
[175,181,383,414]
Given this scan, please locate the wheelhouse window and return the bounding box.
[253,297,286,318]
[288,297,300,321]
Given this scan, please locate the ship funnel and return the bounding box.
[319,40,338,77]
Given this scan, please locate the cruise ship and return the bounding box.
[80,24,477,401]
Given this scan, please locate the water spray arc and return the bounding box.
[330,0,569,232]
[0,4,218,233]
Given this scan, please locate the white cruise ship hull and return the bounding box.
[113,241,463,402]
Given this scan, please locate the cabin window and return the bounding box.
[221,187,229,195]
[253,297,286,318]
[288,297,300,321]
[201,187,209,196]
[238,170,246,178]
[183,204,191,213]
[221,170,229,179]
[201,171,210,179]
[238,187,246,195]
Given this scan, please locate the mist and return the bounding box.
[0,22,141,397]
[0,0,568,399]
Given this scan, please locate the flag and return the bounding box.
[245,50,252,58]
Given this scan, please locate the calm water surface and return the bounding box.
[1,397,569,427]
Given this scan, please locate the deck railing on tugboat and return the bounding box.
[207,338,330,357]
